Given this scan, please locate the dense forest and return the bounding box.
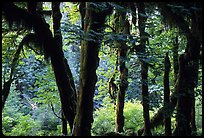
[1,2,202,136]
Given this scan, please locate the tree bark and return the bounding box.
[72,2,112,136]
[163,52,171,136]
[2,80,12,110]
[137,2,152,136]
[173,54,192,136]
[189,9,201,135]
[138,38,180,135]
[191,95,197,135]
[173,38,200,136]
[159,3,201,136]
[138,3,201,136]
[2,34,24,110]
[61,112,68,135]
[52,2,77,134]
[115,8,129,132]
[173,36,179,84]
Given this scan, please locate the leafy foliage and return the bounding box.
[2,2,202,136]
[92,99,145,136]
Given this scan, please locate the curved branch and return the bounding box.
[3,4,78,132]
[2,2,54,59]
[49,102,63,120]
[104,24,116,32]
[20,33,42,55]
[2,36,24,110]
[158,3,191,39]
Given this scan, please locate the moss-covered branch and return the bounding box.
[3,2,78,131]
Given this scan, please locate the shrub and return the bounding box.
[91,99,144,136]
[123,100,144,132]
[91,103,115,136]
[3,114,41,136]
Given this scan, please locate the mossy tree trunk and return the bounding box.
[114,6,129,133]
[139,3,201,136]
[137,2,152,136]
[159,3,201,136]
[61,112,68,135]
[163,52,172,136]
[173,54,193,136]
[173,38,200,136]
[72,2,112,136]
[189,11,200,136]
[52,2,77,135]
[191,95,197,135]
[138,36,180,135]
[2,40,24,110]
[2,2,77,132]
[173,36,179,84]
[2,2,40,111]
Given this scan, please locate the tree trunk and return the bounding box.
[138,3,201,136]
[52,2,77,133]
[173,36,200,136]
[2,80,12,110]
[173,54,192,136]
[2,37,24,110]
[171,5,201,136]
[3,2,78,132]
[173,36,179,84]
[62,112,68,135]
[115,9,129,133]
[163,52,171,136]
[137,2,152,136]
[72,2,112,136]
[138,42,179,135]
[191,95,197,135]
[52,2,67,135]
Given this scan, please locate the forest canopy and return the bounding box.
[1,2,202,136]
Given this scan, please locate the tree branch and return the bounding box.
[2,2,54,60]
[158,3,191,40]
[49,102,63,120]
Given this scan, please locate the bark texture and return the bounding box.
[163,52,171,136]
[52,2,77,132]
[160,3,201,136]
[72,2,112,136]
[139,3,201,136]
[2,34,27,110]
[114,4,129,133]
[137,2,152,136]
[173,36,179,84]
